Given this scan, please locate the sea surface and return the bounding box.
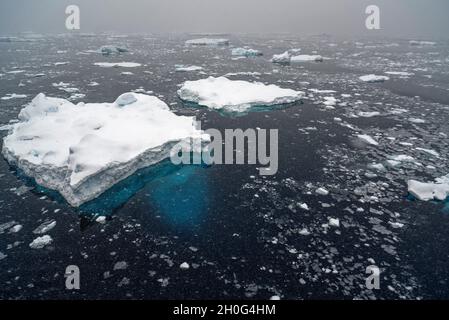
[0,33,449,299]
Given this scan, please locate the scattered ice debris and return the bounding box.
[359,74,389,83]
[408,175,449,201]
[185,38,229,46]
[175,65,203,72]
[1,94,27,100]
[100,45,128,55]
[33,220,56,234]
[113,261,128,270]
[2,92,207,206]
[177,76,304,113]
[291,54,323,63]
[357,134,379,146]
[415,148,439,158]
[409,40,436,46]
[94,62,141,68]
[315,187,329,196]
[231,47,262,57]
[385,71,414,77]
[271,51,291,64]
[29,235,53,249]
[408,118,425,124]
[180,262,190,270]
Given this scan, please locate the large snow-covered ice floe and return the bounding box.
[359,74,389,83]
[2,93,207,207]
[408,174,449,201]
[231,47,263,57]
[185,38,229,46]
[177,76,304,113]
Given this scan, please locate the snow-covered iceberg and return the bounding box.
[185,38,229,46]
[271,51,291,64]
[359,74,389,83]
[408,175,449,201]
[100,45,128,55]
[177,76,304,113]
[291,55,323,63]
[2,93,207,207]
[231,47,263,57]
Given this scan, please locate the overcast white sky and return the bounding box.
[0,0,448,38]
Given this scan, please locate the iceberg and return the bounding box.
[271,51,291,64]
[94,62,141,68]
[100,45,129,56]
[291,55,323,63]
[408,175,449,201]
[177,76,304,113]
[231,47,263,57]
[2,93,207,207]
[185,38,229,46]
[359,74,389,83]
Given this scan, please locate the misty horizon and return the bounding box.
[1,0,449,39]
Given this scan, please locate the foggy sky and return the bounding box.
[0,0,448,38]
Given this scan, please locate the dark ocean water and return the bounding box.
[0,33,449,299]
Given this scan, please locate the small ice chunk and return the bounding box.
[357,134,379,146]
[180,262,190,270]
[185,38,229,46]
[316,187,329,196]
[113,261,128,270]
[175,65,203,72]
[33,220,56,234]
[29,235,53,249]
[328,218,340,228]
[291,54,323,63]
[271,51,291,64]
[231,47,262,57]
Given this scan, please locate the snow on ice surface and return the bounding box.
[359,74,390,83]
[231,47,263,57]
[291,54,323,63]
[408,175,449,201]
[185,38,229,46]
[177,76,304,113]
[2,92,207,207]
[94,62,141,68]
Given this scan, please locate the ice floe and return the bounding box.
[291,54,323,63]
[185,38,229,46]
[359,74,390,83]
[408,174,449,201]
[175,65,203,72]
[1,94,27,100]
[357,134,379,146]
[231,47,263,57]
[94,62,141,68]
[2,92,207,206]
[177,76,304,113]
[29,235,53,249]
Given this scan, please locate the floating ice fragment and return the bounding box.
[359,74,389,83]
[29,235,53,249]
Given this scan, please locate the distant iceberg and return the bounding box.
[175,65,203,72]
[185,38,229,46]
[231,47,263,57]
[94,62,141,68]
[271,51,291,64]
[177,76,304,113]
[359,74,389,83]
[2,93,207,207]
[100,45,129,56]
